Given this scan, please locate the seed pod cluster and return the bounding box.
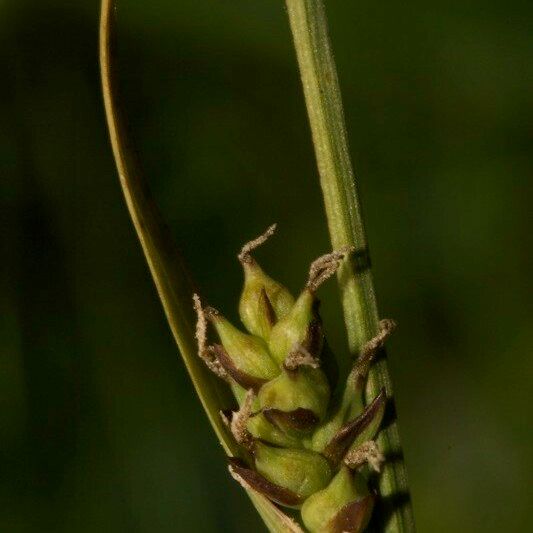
[194,226,395,533]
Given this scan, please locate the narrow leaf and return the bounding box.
[99,1,306,530]
[99,0,233,454]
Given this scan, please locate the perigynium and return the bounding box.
[193,225,396,533]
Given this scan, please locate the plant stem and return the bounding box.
[285,1,415,531]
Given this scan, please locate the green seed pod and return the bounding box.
[206,309,280,382]
[258,367,330,434]
[254,442,332,503]
[246,411,301,448]
[301,466,373,533]
[239,259,295,338]
[266,247,350,364]
[268,289,322,364]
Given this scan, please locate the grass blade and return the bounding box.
[99,1,307,530]
[99,0,233,453]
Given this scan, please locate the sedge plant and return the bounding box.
[100,0,415,531]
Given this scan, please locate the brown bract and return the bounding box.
[213,344,269,393]
[326,494,375,533]
[259,287,277,326]
[323,388,386,465]
[263,407,319,432]
[228,457,303,507]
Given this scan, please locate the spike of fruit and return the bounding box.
[254,442,332,503]
[207,308,280,381]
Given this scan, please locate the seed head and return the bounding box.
[194,227,396,531]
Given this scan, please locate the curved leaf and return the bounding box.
[99,1,305,531]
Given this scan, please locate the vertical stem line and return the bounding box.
[285,1,415,531]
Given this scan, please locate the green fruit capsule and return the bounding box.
[258,367,330,434]
[239,259,295,339]
[246,412,301,448]
[268,289,322,364]
[267,247,349,363]
[301,466,373,533]
[254,442,332,503]
[207,309,280,381]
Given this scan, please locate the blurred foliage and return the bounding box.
[1,0,531,531]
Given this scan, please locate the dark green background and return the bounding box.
[1,1,531,531]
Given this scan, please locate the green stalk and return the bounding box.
[285,1,415,531]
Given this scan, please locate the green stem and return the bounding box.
[285,1,415,531]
